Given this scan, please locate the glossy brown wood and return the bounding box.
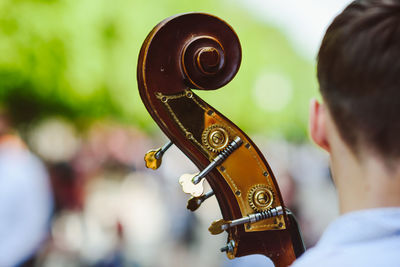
[137,13,304,267]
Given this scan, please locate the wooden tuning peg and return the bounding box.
[187,190,214,211]
[179,172,205,197]
[144,141,173,170]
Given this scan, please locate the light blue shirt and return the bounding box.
[291,208,400,267]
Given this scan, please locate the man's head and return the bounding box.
[311,0,400,165]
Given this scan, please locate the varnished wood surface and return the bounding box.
[137,12,304,267]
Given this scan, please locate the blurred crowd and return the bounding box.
[0,111,338,267]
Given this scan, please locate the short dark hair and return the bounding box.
[317,0,400,160]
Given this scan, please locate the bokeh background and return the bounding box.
[0,0,351,266]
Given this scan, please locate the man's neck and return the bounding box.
[330,144,400,214]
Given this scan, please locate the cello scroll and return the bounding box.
[137,12,304,267]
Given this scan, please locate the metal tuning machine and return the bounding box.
[187,190,215,211]
[179,136,243,196]
[144,141,173,170]
[137,13,306,264]
[209,206,284,235]
[220,240,235,254]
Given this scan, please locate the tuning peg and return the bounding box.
[208,206,284,235]
[209,219,231,235]
[179,173,205,197]
[144,141,173,170]
[187,190,214,211]
[179,137,243,196]
[196,136,242,184]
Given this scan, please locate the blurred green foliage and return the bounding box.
[0,0,317,140]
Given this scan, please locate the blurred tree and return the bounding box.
[0,0,316,139]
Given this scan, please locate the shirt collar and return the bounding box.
[317,207,400,247]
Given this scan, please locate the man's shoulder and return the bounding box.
[291,208,400,267]
[291,239,400,267]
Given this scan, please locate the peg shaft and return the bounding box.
[209,206,284,235]
[156,141,173,159]
[179,136,242,197]
[192,136,242,184]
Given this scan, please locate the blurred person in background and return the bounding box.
[0,107,53,266]
[292,0,400,266]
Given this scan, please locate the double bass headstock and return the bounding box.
[137,13,304,266]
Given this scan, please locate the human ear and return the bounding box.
[309,98,330,152]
